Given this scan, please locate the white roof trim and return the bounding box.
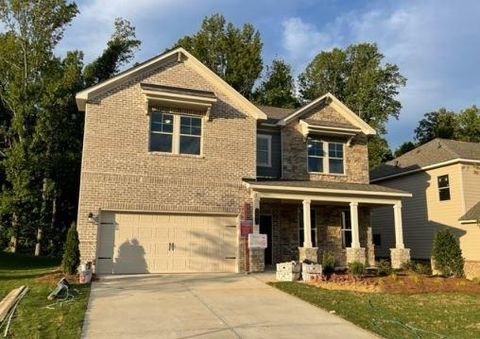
[244,182,412,198]
[459,219,479,224]
[371,159,480,183]
[75,47,267,120]
[278,93,376,135]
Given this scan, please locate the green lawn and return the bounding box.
[0,252,90,338]
[273,282,480,339]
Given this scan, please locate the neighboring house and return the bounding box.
[75,47,411,275]
[371,138,480,279]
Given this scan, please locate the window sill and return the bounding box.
[148,151,205,159]
[257,164,272,168]
[308,171,346,176]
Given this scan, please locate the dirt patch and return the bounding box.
[35,271,78,284]
[308,273,480,294]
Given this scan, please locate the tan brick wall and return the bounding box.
[77,60,256,263]
[281,104,369,184]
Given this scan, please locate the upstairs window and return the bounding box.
[257,134,272,167]
[307,137,345,174]
[438,175,450,201]
[149,111,202,155]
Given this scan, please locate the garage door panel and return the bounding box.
[97,212,237,274]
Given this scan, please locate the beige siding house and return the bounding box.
[371,139,480,279]
[75,47,411,275]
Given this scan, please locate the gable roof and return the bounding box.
[277,93,376,135]
[459,201,480,223]
[75,47,267,120]
[371,138,480,182]
[255,105,295,123]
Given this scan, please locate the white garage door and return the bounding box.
[96,212,238,274]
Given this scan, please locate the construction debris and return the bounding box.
[0,286,29,337]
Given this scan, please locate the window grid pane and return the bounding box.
[257,135,271,166]
[150,112,174,152]
[307,137,323,173]
[438,175,451,201]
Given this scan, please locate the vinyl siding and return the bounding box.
[462,163,480,211]
[372,164,465,259]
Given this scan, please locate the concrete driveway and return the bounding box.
[82,273,375,339]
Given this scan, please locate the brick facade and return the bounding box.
[77,60,256,265]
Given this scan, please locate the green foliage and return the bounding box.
[174,13,263,97]
[368,135,393,169]
[432,229,464,277]
[414,261,432,275]
[321,251,336,274]
[394,141,416,157]
[349,261,365,276]
[377,259,392,276]
[61,222,80,275]
[253,58,299,108]
[299,43,406,134]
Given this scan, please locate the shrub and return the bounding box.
[349,261,365,276]
[414,262,432,275]
[431,229,464,277]
[321,252,336,274]
[400,260,414,272]
[377,259,392,276]
[61,223,80,275]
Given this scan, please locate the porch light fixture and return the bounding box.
[87,212,99,224]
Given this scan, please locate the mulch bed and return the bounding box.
[308,273,480,294]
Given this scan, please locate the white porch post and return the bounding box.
[350,202,360,248]
[393,202,405,249]
[302,199,312,248]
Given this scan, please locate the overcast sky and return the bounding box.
[56,0,480,149]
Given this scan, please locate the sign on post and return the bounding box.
[248,233,268,249]
[240,220,253,238]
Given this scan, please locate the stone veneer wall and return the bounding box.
[260,202,374,266]
[77,59,256,266]
[281,104,370,184]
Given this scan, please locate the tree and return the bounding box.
[431,229,464,277]
[83,18,141,87]
[368,135,393,169]
[299,43,406,133]
[298,43,406,168]
[174,13,263,98]
[253,58,299,108]
[61,222,80,275]
[456,105,480,142]
[414,108,458,144]
[394,141,416,157]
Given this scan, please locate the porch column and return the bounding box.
[393,202,405,248]
[350,202,360,248]
[302,199,312,247]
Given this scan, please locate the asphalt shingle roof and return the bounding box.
[370,138,480,181]
[255,105,295,123]
[459,201,480,221]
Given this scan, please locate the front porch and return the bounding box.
[244,180,412,271]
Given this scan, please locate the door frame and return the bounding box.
[259,214,273,265]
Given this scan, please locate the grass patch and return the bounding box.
[0,252,90,338]
[272,281,480,339]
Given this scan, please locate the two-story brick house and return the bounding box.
[75,47,411,274]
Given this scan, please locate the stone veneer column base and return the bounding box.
[249,248,265,272]
[346,247,366,265]
[390,248,411,269]
[298,247,318,263]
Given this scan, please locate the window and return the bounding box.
[438,175,450,201]
[257,134,272,167]
[150,112,173,152]
[341,210,352,248]
[149,111,202,155]
[307,137,345,174]
[328,143,344,174]
[299,208,317,247]
[307,137,324,172]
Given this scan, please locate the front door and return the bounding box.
[259,215,273,265]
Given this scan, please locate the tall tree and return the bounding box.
[394,141,416,157]
[174,14,263,97]
[83,18,141,87]
[368,136,393,169]
[298,43,406,168]
[456,105,480,142]
[253,58,299,108]
[414,108,458,144]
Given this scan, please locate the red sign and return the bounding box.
[240,220,253,237]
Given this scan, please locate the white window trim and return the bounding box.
[298,208,317,247]
[438,174,451,201]
[257,134,272,167]
[341,210,351,248]
[149,111,204,156]
[307,138,346,175]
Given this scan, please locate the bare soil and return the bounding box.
[308,273,480,294]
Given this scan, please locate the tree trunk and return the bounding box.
[35,178,48,256]
[10,213,18,253]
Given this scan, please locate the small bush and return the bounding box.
[321,252,336,274]
[431,229,464,277]
[414,262,432,275]
[349,261,365,276]
[61,223,80,275]
[377,259,392,276]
